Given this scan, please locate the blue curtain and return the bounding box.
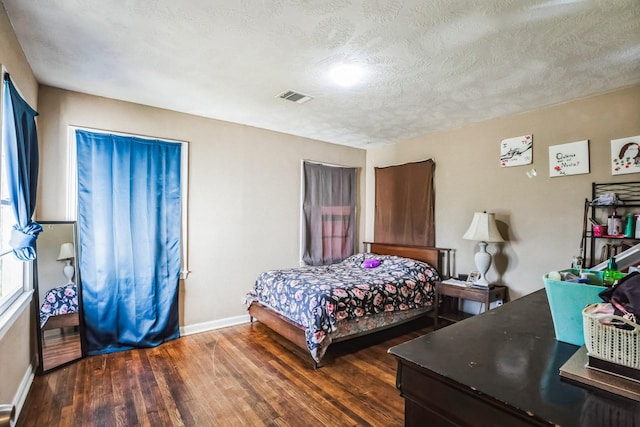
[2,74,41,260]
[76,129,181,355]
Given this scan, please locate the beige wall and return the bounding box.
[35,86,367,327]
[0,3,38,409]
[366,85,640,300]
[4,0,639,409]
[0,307,32,403]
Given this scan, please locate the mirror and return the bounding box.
[34,221,84,373]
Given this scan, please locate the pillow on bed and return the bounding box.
[344,253,413,267]
[375,255,436,277]
[342,253,439,282]
[343,253,377,267]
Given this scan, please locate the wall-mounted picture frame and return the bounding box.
[548,140,590,177]
[500,134,533,167]
[612,135,640,175]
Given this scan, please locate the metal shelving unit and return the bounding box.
[582,181,640,268]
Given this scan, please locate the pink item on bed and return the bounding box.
[363,259,381,268]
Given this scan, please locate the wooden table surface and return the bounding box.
[389,289,640,426]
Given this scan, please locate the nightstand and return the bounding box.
[433,282,508,329]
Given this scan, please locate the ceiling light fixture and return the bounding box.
[328,63,365,87]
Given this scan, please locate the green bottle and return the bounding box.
[603,256,619,286]
[626,213,635,237]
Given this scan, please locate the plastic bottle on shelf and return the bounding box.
[608,209,622,236]
[635,213,640,239]
[626,213,634,237]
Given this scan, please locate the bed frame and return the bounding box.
[42,312,79,331]
[248,242,451,367]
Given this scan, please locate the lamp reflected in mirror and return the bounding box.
[57,242,75,285]
[35,221,84,373]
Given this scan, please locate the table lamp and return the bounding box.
[462,212,504,287]
[57,242,75,285]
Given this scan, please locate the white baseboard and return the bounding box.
[180,314,251,336]
[11,359,35,427]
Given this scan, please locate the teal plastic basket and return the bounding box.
[543,269,608,346]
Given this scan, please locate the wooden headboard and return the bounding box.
[364,242,451,278]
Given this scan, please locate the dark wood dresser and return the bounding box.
[388,289,640,427]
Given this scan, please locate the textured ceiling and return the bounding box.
[2,0,640,148]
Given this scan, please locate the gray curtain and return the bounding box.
[303,162,356,266]
[374,159,435,246]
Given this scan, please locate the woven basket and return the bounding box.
[582,304,640,369]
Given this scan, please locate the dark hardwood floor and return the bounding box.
[18,318,433,427]
[41,327,82,372]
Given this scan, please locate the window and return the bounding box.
[0,156,24,312]
[0,74,26,315]
[320,205,353,260]
[66,127,190,279]
[302,161,357,266]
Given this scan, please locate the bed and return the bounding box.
[245,242,451,367]
[39,283,80,331]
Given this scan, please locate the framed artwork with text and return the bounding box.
[549,140,589,177]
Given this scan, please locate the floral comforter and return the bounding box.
[244,253,440,362]
[39,284,79,328]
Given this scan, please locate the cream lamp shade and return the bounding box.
[57,242,75,260]
[463,212,504,286]
[56,242,75,285]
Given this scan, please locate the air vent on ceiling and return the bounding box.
[278,90,313,104]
